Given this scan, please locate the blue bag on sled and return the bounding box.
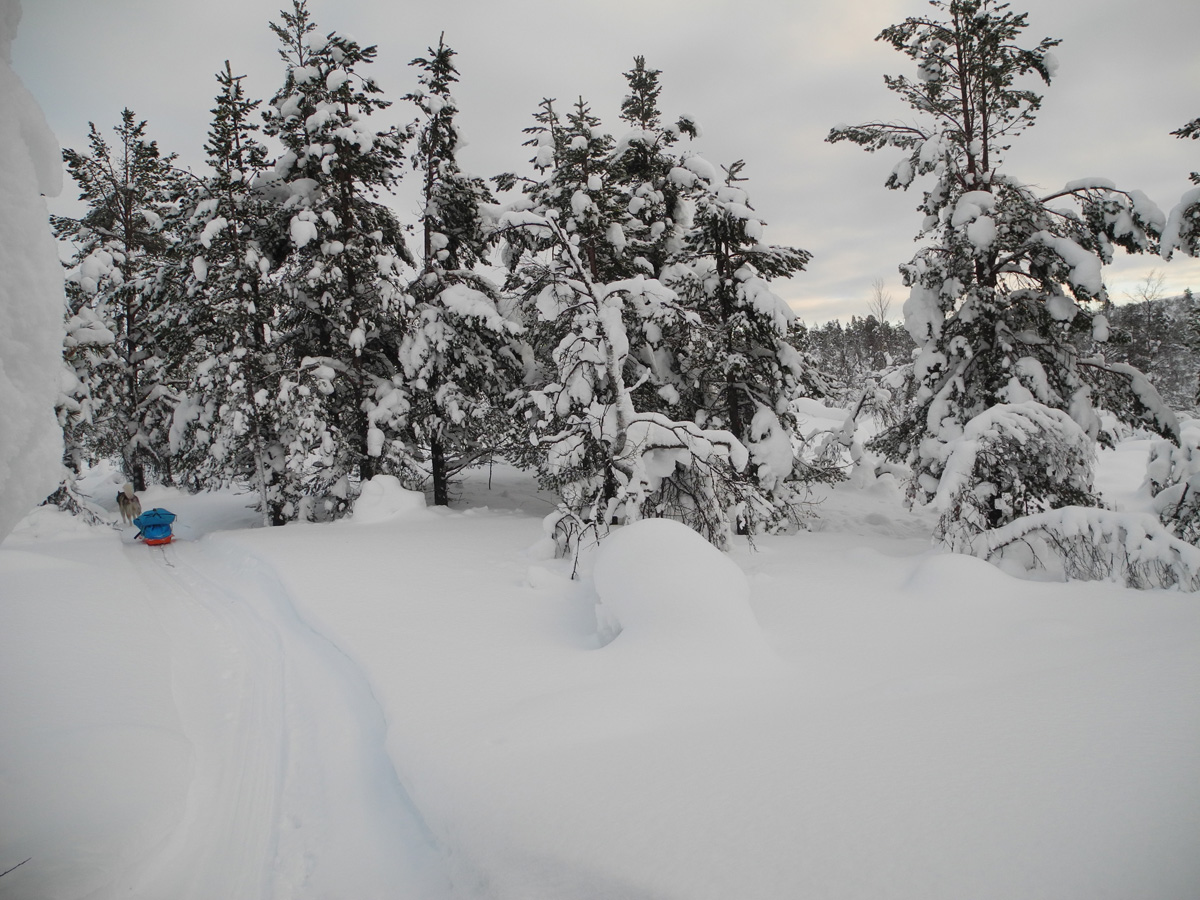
[133,508,176,545]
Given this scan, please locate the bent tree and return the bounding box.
[829,0,1175,542]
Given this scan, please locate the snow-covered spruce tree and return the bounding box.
[828,0,1176,541]
[1162,115,1200,261]
[610,56,699,281]
[262,0,415,519]
[606,58,718,424]
[398,35,522,506]
[171,61,293,524]
[667,159,830,519]
[53,109,186,491]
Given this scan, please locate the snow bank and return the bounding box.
[591,518,776,674]
[5,461,1198,900]
[0,0,65,543]
[350,474,426,524]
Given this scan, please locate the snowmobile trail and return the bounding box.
[123,537,454,900]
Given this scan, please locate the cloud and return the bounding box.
[13,0,1200,323]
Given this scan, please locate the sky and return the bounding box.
[11,0,1200,324]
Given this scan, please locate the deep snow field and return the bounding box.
[2,438,1198,900]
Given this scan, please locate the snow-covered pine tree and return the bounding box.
[667,159,828,522]
[1162,115,1200,260]
[53,109,185,491]
[497,76,762,554]
[171,61,292,524]
[496,93,626,442]
[497,209,748,556]
[828,0,1176,539]
[605,58,709,422]
[262,0,415,518]
[398,35,522,506]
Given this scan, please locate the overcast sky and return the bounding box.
[12,0,1200,323]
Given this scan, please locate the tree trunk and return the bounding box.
[130,461,147,493]
[725,380,744,442]
[252,421,273,528]
[431,434,449,506]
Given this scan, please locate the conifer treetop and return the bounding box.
[828,0,1059,192]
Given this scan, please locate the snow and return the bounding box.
[2,452,1198,899]
[1162,185,1200,260]
[592,518,778,674]
[1033,230,1103,296]
[350,474,426,523]
[198,214,227,248]
[682,153,717,183]
[290,210,319,248]
[966,214,996,249]
[902,282,944,343]
[0,29,1197,882]
[746,405,795,488]
[0,0,65,544]
[1063,176,1117,192]
[950,189,995,226]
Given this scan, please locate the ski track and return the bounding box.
[122,537,453,900]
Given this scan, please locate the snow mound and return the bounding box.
[592,518,776,673]
[8,505,108,541]
[351,475,426,524]
[903,547,1014,595]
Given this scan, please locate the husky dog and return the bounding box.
[117,483,142,525]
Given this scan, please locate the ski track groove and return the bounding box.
[121,537,453,900]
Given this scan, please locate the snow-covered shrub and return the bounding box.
[974,507,1200,591]
[933,402,1099,551]
[1146,423,1200,545]
[541,409,755,559]
[856,362,916,432]
[787,397,857,487]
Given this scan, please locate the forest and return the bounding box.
[3,1,1199,896]
[50,0,1200,579]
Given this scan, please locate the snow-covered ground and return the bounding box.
[2,449,1198,900]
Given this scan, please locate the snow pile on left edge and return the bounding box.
[351,474,426,524]
[0,0,65,543]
